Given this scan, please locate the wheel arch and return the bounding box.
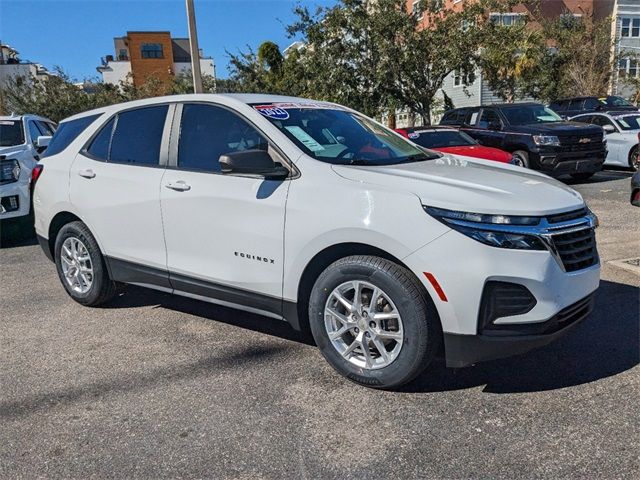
[292,242,439,335]
[46,211,107,260]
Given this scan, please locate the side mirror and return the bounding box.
[36,135,52,149]
[488,121,502,131]
[219,149,289,179]
[603,124,616,134]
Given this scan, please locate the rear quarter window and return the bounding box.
[108,106,168,166]
[43,114,101,157]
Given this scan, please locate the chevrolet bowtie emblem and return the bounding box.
[578,138,591,143]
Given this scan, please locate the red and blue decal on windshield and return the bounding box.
[254,105,290,120]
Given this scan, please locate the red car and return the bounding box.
[396,126,515,164]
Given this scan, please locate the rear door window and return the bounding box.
[43,114,101,157]
[568,99,584,111]
[109,106,168,166]
[87,118,116,160]
[583,98,601,110]
[572,115,593,124]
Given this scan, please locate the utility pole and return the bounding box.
[185,0,203,93]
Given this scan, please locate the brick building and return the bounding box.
[97,31,215,88]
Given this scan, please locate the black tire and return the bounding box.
[629,146,639,171]
[308,255,441,390]
[512,150,530,168]
[54,221,117,306]
[570,172,595,181]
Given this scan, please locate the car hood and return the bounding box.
[508,122,602,135]
[332,155,585,216]
[0,145,29,157]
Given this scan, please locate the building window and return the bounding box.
[118,48,128,61]
[559,13,581,28]
[621,18,640,38]
[619,58,640,78]
[412,1,423,20]
[453,70,474,87]
[141,43,164,59]
[489,13,526,27]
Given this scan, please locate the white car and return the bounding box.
[34,94,600,389]
[0,114,55,220]
[570,111,640,170]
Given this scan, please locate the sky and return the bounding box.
[0,0,336,80]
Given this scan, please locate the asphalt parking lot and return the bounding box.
[1,169,638,479]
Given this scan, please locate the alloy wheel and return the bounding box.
[60,237,94,294]
[324,280,404,370]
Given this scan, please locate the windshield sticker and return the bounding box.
[254,105,290,120]
[408,132,420,139]
[284,126,325,152]
[0,121,16,125]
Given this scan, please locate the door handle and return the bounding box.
[165,181,191,192]
[78,169,96,179]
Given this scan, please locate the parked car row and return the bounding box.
[0,114,55,222]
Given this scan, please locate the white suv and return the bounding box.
[0,114,55,220]
[34,94,600,389]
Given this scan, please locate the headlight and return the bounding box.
[423,206,546,250]
[533,135,561,147]
[0,159,20,185]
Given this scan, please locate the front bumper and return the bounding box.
[443,293,594,367]
[0,180,30,220]
[530,148,606,175]
[402,228,600,367]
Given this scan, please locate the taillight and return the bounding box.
[31,164,44,186]
[396,129,409,138]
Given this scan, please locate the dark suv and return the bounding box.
[440,103,607,180]
[549,96,638,119]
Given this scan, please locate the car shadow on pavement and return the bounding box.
[563,169,633,186]
[404,279,639,394]
[0,220,37,248]
[112,278,638,395]
[109,285,315,346]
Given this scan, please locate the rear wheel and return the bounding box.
[308,255,440,389]
[570,172,595,181]
[54,221,117,306]
[512,150,529,168]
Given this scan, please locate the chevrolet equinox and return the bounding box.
[33,94,600,389]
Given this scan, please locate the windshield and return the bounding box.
[251,103,437,165]
[408,129,476,148]
[604,96,634,108]
[614,114,640,131]
[501,105,563,125]
[0,120,25,147]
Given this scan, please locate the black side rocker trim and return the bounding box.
[105,256,300,328]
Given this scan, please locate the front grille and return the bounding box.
[546,208,588,224]
[558,133,604,152]
[550,227,598,272]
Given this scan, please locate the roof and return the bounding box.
[60,93,332,123]
[399,125,457,132]
[0,114,53,122]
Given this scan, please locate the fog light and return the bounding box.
[540,156,557,165]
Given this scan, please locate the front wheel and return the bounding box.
[54,221,117,306]
[629,146,639,171]
[308,255,441,389]
[511,150,530,168]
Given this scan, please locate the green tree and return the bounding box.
[535,10,617,102]
[478,21,547,102]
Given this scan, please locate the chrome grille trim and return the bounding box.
[443,207,599,273]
